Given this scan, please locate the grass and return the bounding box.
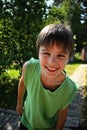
[65,63,81,75]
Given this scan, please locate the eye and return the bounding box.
[42,52,50,56]
[57,54,65,58]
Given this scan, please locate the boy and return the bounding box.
[16,23,78,130]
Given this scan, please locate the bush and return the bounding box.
[0,69,20,109]
[74,52,82,63]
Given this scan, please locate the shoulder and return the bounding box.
[26,58,39,65]
[23,58,40,86]
[23,58,39,68]
[23,58,39,76]
[25,58,39,70]
[63,70,78,91]
[59,74,78,109]
[66,75,78,91]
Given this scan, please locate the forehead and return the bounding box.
[40,44,69,54]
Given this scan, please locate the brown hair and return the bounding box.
[36,23,74,58]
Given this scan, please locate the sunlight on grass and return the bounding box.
[85,68,87,89]
[65,63,80,75]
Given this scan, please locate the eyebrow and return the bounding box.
[40,48,69,55]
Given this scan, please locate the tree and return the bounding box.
[80,0,87,47]
[46,0,87,52]
[45,6,65,24]
[11,0,46,66]
[0,0,46,71]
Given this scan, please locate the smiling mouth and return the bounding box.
[46,66,58,72]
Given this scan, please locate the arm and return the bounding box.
[55,106,69,130]
[16,62,27,115]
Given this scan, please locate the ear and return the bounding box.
[66,59,69,64]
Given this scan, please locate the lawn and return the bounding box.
[65,63,81,75]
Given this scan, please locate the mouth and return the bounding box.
[45,66,58,72]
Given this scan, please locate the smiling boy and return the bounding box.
[16,24,78,130]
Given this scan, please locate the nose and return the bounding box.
[48,56,57,65]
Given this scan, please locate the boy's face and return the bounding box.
[39,44,69,79]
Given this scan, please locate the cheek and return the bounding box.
[59,59,69,68]
[39,55,46,66]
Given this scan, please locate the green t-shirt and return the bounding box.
[21,58,78,130]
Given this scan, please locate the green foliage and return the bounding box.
[46,0,87,52]
[74,53,81,62]
[0,69,20,109]
[1,69,20,79]
[0,0,46,71]
[0,0,87,71]
[0,0,87,110]
[45,6,64,24]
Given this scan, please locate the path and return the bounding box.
[63,64,87,130]
[0,64,87,130]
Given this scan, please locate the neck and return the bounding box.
[41,71,66,89]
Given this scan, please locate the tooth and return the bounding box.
[48,67,56,71]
